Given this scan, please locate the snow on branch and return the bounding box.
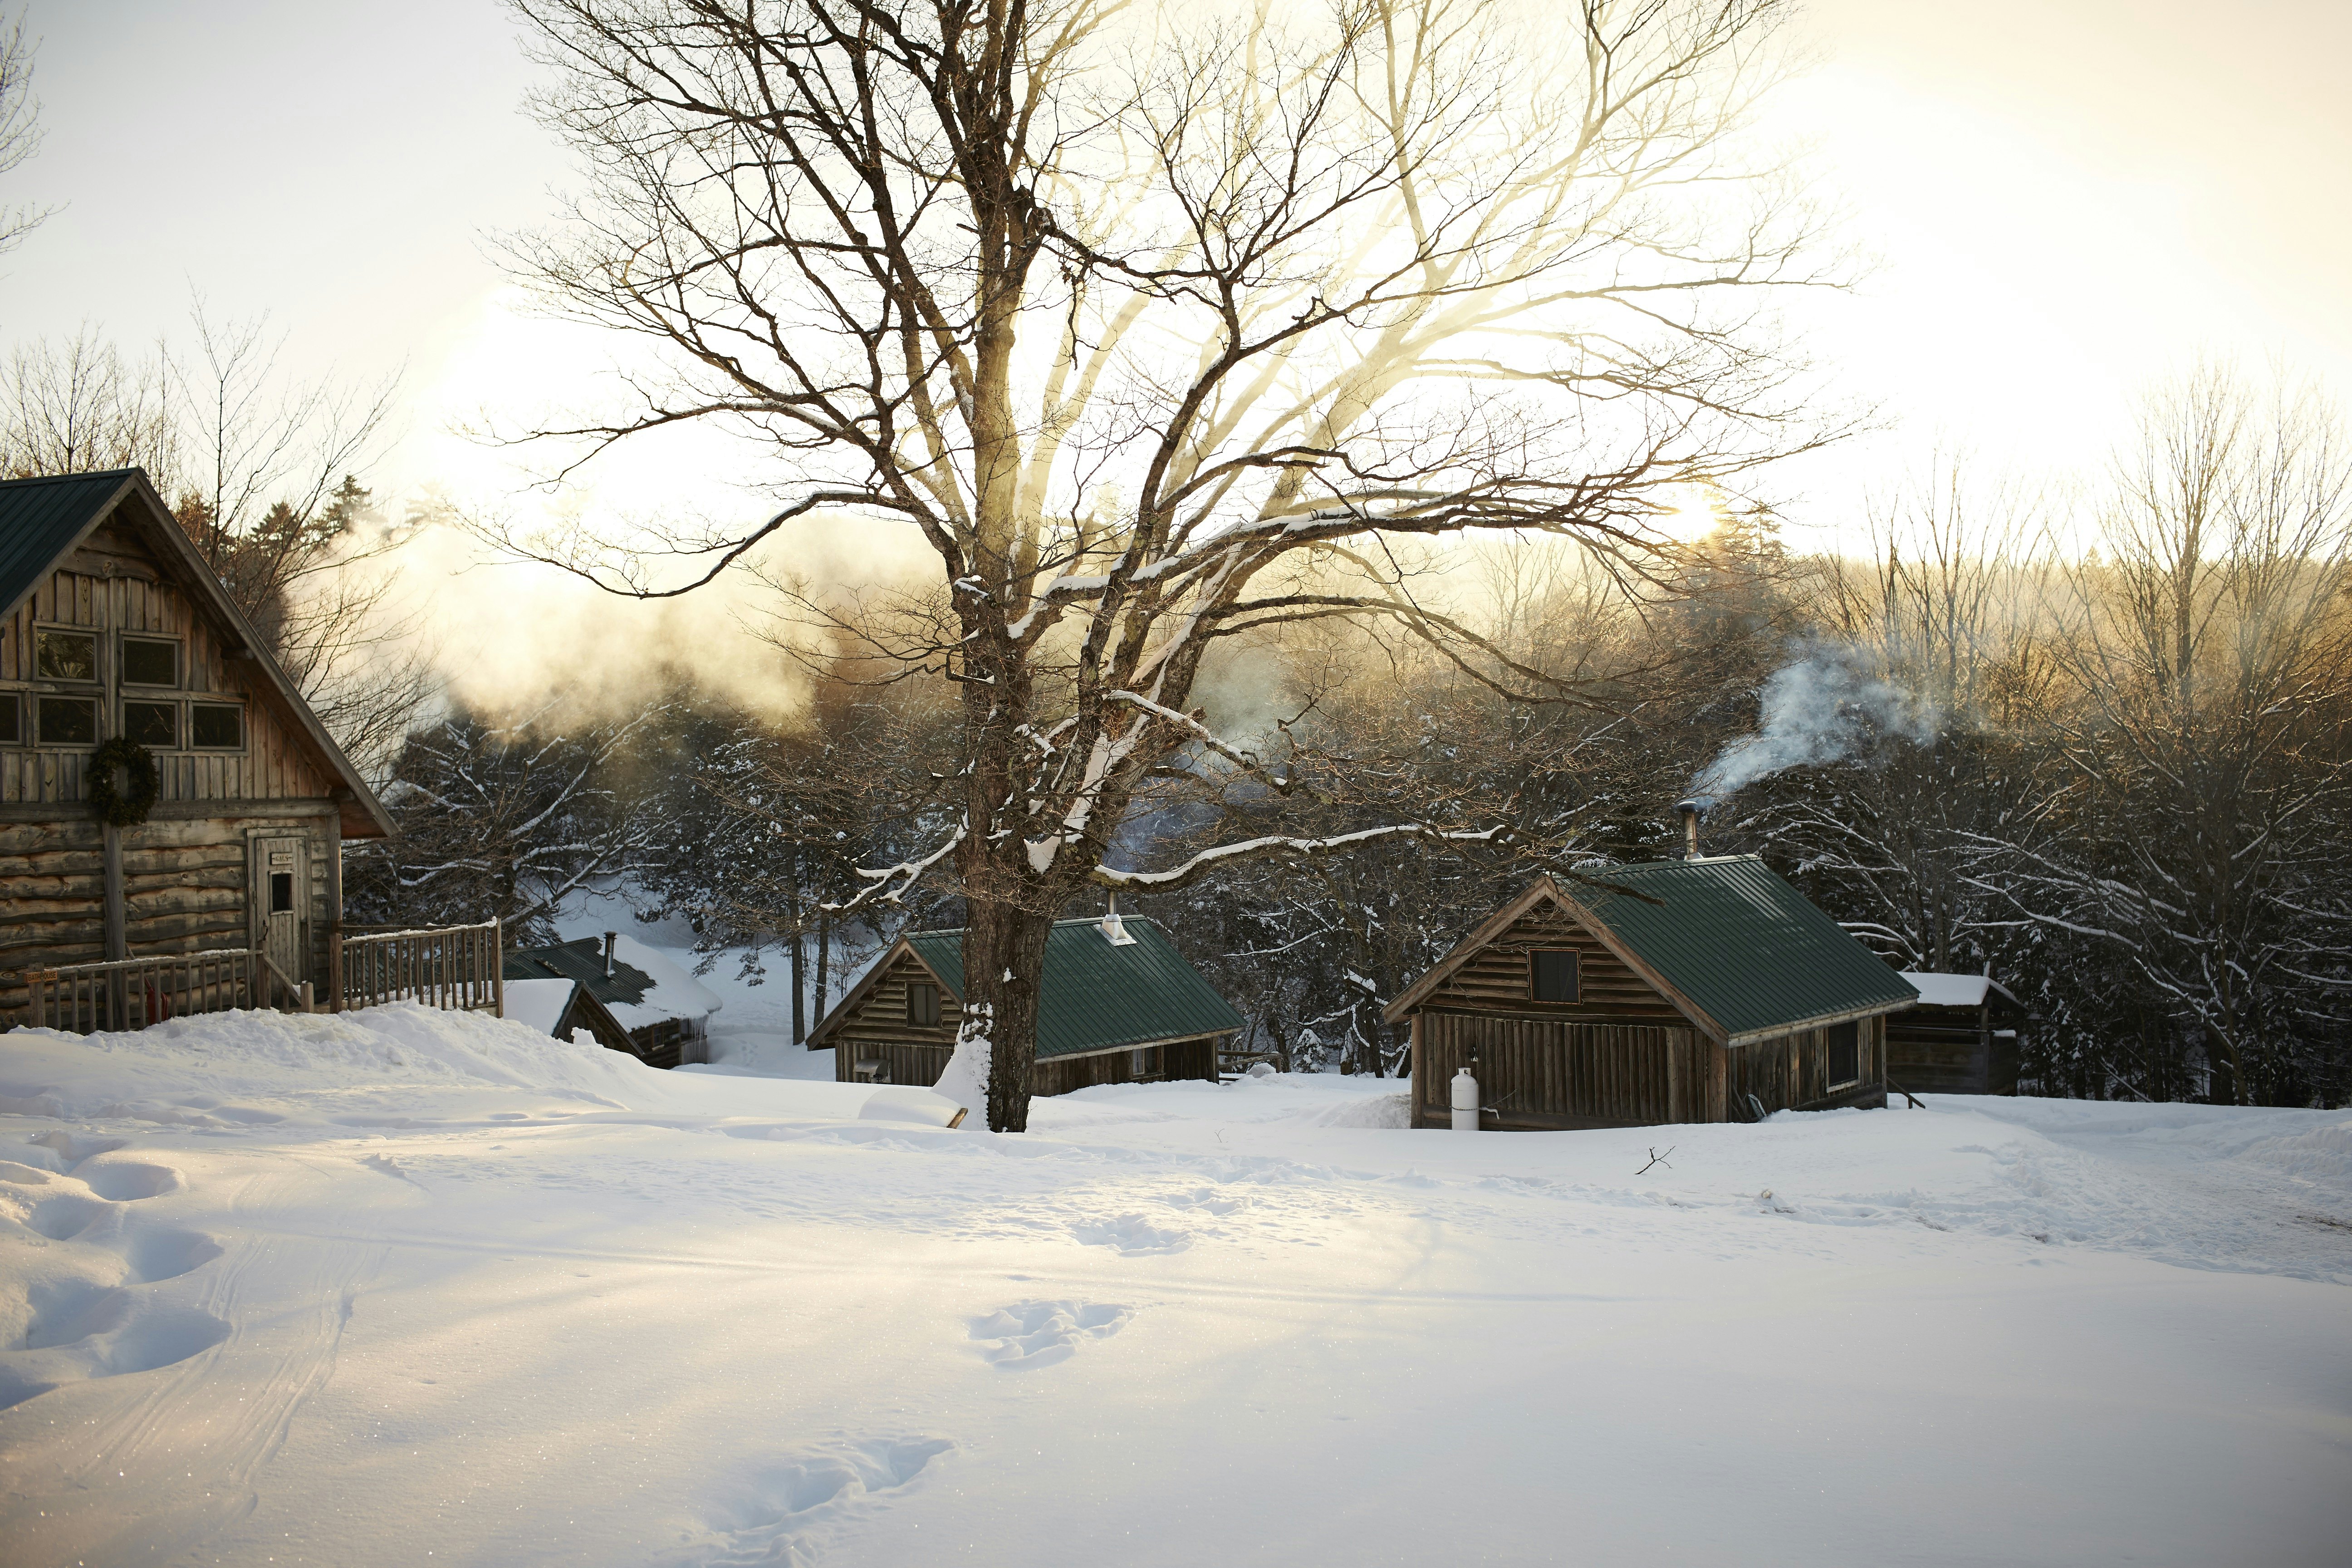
[822,824,967,914]
[1091,822,1504,893]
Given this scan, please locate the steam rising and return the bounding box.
[312,505,936,735]
[1690,641,1941,804]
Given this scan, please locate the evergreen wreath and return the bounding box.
[89,736,160,828]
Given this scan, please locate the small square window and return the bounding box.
[190,703,244,750]
[121,637,179,686]
[1131,1044,1163,1078]
[0,694,17,745]
[270,871,295,914]
[124,701,177,748]
[1827,1021,1860,1088]
[907,980,940,1028]
[1531,948,1580,1003]
[35,628,97,682]
[37,695,98,745]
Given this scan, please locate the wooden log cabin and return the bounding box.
[808,911,1244,1093]
[501,933,722,1069]
[0,469,394,1023]
[1887,970,2027,1096]
[1384,857,1920,1130]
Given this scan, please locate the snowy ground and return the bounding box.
[2,1006,2347,1567]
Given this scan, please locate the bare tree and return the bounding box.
[0,330,179,483]
[0,7,52,254]
[348,697,670,942]
[505,0,1843,1128]
[1981,370,2352,1104]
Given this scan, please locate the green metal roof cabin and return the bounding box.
[1383,853,1918,1130]
[807,911,1245,1094]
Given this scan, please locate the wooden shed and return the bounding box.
[500,974,637,1057]
[1,469,394,1024]
[808,911,1244,1093]
[1886,971,2026,1096]
[502,933,722,1068]
[1384,858,1919,1130]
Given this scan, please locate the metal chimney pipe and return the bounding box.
[603,931,617,978]
[1675,799,1703,861]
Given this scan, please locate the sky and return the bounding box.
[5,0,2349,555]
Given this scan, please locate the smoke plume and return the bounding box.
[1690,640,1941,804]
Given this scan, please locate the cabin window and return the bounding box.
[0,693,17,744]
[37,695,98,745]
[1531,948,1580,1003]
[1827,1021,1860,1088]
[35,628,98,683]
[190,702,244,750]
[907,980,940,1027]
[120,637,179,687]
[270,872,295,914]
[1132,1044,1163,1078]
[123,700,177,748]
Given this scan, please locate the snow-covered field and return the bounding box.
[2,1006,2347,1567]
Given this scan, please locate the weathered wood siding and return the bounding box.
[1886,1005,2016,1095]
[1,516,333,808]
[1415,902,1684,1024]
[1031,1036,1218,1095]
[1725,1016,1888,1117]
[826,949,960,1081]
[0,508,348,1020]
[1411,1012,1718,1129]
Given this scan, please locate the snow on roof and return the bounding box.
[1901,972,1992,1008]
[502,978,578,1038]
[603,935,722,1033]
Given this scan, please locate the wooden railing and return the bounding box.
[23,948,273,1034]
[331,919,503,1015]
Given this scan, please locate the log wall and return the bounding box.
[1,808,334,1022]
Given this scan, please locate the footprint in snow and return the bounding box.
[967,1300,1132,1370]
[1069,1214,1190,1254]
[0,1153,228,1411]
[671,1435,954,1567]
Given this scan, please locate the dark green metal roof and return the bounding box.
[904,917,1245,1059]
[0,470,140,622]
[1578,856,1918,1040]
[505,938,661,1011]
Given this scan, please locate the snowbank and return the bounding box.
[1,1011,2346,1568]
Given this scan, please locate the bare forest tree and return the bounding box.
[348,700,670,943]
[0,6,52,255]
[506,0,1842,1128]
[1979,372,2352,1105]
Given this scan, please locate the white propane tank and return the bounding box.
[1450,1067,1481,1131]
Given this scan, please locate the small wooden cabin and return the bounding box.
[1887,971,2026,1096]
[808,912,1244,1093]
[1384,858,1919,1130]
[502,934,722,1068]
[1,469,394,1022]
[500,975,636,1057]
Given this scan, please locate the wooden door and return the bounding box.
[252,834,307,984]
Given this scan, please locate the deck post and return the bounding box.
[492,917,505,1018]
